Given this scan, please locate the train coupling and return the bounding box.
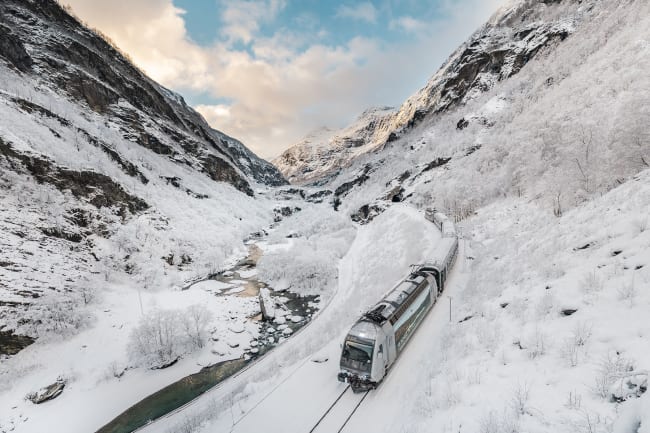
[338,371,374,392]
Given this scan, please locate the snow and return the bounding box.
[189,280,232,293]
[0,279,262,433]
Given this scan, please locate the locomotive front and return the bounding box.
[338,320,388,392]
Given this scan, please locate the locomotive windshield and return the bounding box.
[341,337,374,373]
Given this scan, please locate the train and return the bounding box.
[337,209,459,392]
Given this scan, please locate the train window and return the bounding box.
[378,344,383,355]
[343,340,374,364]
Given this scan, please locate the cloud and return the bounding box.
[65,0,507,159]
[219,0,286,45]
[196,104,231,120]
[336,2,378,24]
[389,16,426,33]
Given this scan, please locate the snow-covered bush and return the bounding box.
[128,304,213,368]
[182,304,213,350]
[525,326,548,360]
[30,291,92,337]
[257,205,355,297]
[129,309,182,368]
[592,352,636,400]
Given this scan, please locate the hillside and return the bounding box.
[0,0,288,338]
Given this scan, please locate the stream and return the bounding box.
[0,329,35,357]
[96,242,319,433]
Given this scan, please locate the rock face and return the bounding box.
[273,107,395,184]
[0,0,286,191]
[274,0,579,185]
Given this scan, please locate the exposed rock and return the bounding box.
[561,308,578,316]
[273,206,301,222]
[201,155,253,197]
[151,358,179,370]
[383,186,405,203]
[0,138,149,214]
[258,287,276,321]
[351,203,386,225]
[0,0,286,192]
[422,157,452,173]
[610,373,648,403]
[26,379,66,404]
[334,165,373,200]
[273,107,395,184]
[0,24,32,71]
[573,243,592,251]
[305,189,333,203]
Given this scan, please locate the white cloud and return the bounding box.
[219,0,286,45]
[65,0,507,159]
[336,2,378,24]
[389,16,426,33]
[196,104,231,120]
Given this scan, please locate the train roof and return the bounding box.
[429,236,458,267]
[364,274,427,324]
[347,320,379,341]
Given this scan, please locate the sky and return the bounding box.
[65,0,506,159]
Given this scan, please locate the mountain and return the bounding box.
[274,0,579,185]
[272,106,395,184]
[0,0,285,192]
[321,0,649,223]
[0,0,285,338]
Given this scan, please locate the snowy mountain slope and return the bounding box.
[0,0,285,190]
[0,0,290,339]
[274,0,588,185]
[272,106,395,184]
[326,0,649,225]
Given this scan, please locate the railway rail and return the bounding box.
[309,385,369,433]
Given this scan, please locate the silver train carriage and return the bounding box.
[338,210,458,392]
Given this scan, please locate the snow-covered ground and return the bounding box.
[0,246,268,433]
[128,168,650,433]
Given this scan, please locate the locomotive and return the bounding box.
[338,209,458,392]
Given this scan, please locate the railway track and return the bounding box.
[309,385,369,433]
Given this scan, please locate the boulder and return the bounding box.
[258,287,276,321]
[26,379,66,404]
